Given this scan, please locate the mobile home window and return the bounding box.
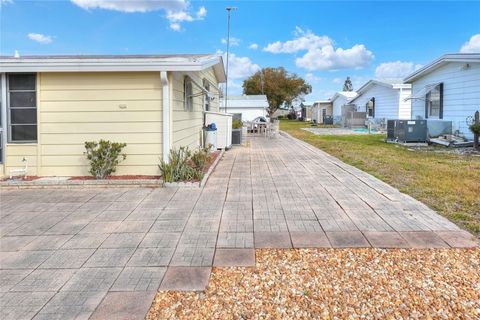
[184,76,193,111]
[366,97,375,117]
[203,78,210,111]
[8,74,37,142]
[426,83,442,118]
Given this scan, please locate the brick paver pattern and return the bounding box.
[0,134,473,319]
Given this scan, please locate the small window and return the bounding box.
[366,97,375,117]
[203,78,210,111]
[426,84,442,118]
[8,74,37,142]
[184,76,193,111]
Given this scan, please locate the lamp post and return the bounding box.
[224,6,237,114]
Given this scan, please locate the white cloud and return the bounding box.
[196,6,206,19]
[70,0,206,31]
[374,61,422,79]
[305,73,321,82]
[169,22,181,31]
[460,34,480,53]
[264,27,374,71]
[248,43,258,50]
[221,37,240,47]
[1,0,14,5]
[216,50,260,95]
[28,33,53,44]
[71,0,186,12]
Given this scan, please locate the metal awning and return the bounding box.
[404,82,442,101]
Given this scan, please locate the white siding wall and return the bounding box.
[352,84,411,120]
[411,62,480,140]
[332,96,347,117]
[398,87,412,119]
[220,107,265,121]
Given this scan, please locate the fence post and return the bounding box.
[474,111,479,150]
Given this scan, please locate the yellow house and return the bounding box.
[0,54,226,177]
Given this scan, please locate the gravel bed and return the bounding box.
[147,248,480,319]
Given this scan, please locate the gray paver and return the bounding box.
[214,249,255,267]
[127,247,175,267]
[139,233,180,248]
[100,233,145,248]
[0,291,55,320]
[12,269,76,292]
[0,269,33,292]
[61,267,122,291]
[84,248,135,267]
[23,235,73,251]
[110,267,167,291]
[34,291,107,320]
[40,249,94,269]
[1,251,52,269]
[61,234,109,249]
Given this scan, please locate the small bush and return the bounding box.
[158,147,205,184]
[470,122,480,135]
[190,147,210,169]
[84,140,127,179]
[232,119,243,129]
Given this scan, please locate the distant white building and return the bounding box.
[311,101,333,124]
[220,95,268,121]
[331,91,358,124]
[404,53,480,140]
[348,79,411,126]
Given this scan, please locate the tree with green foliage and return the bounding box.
[243,67,312,116]
[343,77,353,91]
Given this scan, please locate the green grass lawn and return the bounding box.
[280,120,480,235]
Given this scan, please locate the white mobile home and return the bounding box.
[220,95,268,121]
[311,100,333,124]
[404,53,480,140]
[331,91,357,124]
[348,79,411,126]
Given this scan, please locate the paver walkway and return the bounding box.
[0,133,476,319]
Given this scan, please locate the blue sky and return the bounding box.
[1,0,479,100]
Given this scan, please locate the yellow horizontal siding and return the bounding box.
[41,72,162,90]
[4,144,38,176]
[37,72,163,176]
[41,100,162,112]
[41,143,163,156]
[40,111,162,123]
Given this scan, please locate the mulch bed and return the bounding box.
[147,248,480,319]
[69,175,161,180]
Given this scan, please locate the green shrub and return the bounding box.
[469,122,480,135]
[232,119,243,129]
[191,147,209,169]
[158,147,204,184]
[84,140,127,179]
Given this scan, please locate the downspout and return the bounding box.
[160,71,170,163]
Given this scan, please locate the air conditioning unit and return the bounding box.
[387,120,427,143]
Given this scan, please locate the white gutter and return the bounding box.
[160,71,170,163]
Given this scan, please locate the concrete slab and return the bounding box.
[213,249,256,267]
[399,231,450,248]
[326,231,371,248]
[364,231,410,248]
[254,232,292,248]
[159,267,211,291]
[290,231,331,248]
[435,231,478,248]
[89,291,156,320]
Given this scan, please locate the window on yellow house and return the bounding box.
[184,76,193,111]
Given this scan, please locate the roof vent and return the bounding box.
[14,50,20,58]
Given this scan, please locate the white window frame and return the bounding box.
[203,78,210,112]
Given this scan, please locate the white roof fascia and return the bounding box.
[404,53,480,83]
[0,55,226,81]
